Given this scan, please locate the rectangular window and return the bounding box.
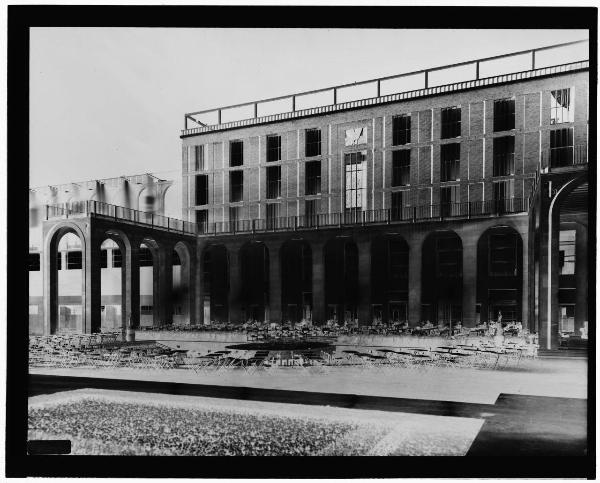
[344,127,367,146]
[67,251,82,270]
[230,170,243,202]
[550,128,574,167]
[28,253,40,271]
[489,233,518,276]
[441,143,460,182]
[267,135,281,162]
[196,210,208,233]
[139,247,153,267]
[229,206,241,230]
[441,107,461,139]
[112,249,122,268]
[305,128,321,157]
[305,160,321,195]
[440,185,460,217]
[266,203,280,230]
[195,174,209,206]
[194,145,205,171]
[493,136,515,176]
[266,165,282,199]
[100,249,108,269]
[560,305,575,333]
[391,191,408,221]
[551,88,574,124]
[344,151,367,213]
[392,149,410,186]
[305,199,318,226]
[493,179,515,213]
[493,98,515,132]
[392,114,411,145]
[230,140,243,167]
[559,229,576,275]
[141,305,153,314]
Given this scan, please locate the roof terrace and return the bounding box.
[182,39,589,137]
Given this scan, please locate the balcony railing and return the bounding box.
[45,198,529,237]
[541,144,588,171]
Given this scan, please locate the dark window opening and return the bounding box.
[28,253,40,271]
[441,107,461,139]
[172,251,181,266]
[305,199,318,226]
[305,161,321,195]
[67,251,82,270]
[392,114,411,145]
[196,210,208,233]
[267,135,281,162]
[100,249,108,269]
[550,128,574,167]
[195,175,209,206]
[391,191,407,221]
[230,140,243,167]
[266,166,282,199]
[493,136,515,176]
[139,247,153,267]
[194,145,205,171]
[230,170,243,202]
[440,185,460,217]
[551,88,573,124]
[441,143,460,182]
[493,98,515,132]
[112,249,122,268]
[305,129,321,157]
[266,203,280,229]
[392,149,410,186]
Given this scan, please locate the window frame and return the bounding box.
[441,107,461,139]
[305,160,322,195]
[493,98,516,132]
[229,170,244,203]
[195,174,209,206]
[392,114,411,146]
[391,149,411,187]
[229,140,244,167]
[266,134,282,162]
[305,128,322,157]
[550,88,574,125]
[492,136,516,177]
[266,165,282,199]
[440,143,460,182]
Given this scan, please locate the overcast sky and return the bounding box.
[30,28,588,189]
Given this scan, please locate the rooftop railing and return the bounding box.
[45,198,529,237]
[183,39,588,134]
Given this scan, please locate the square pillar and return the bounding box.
[124,244,140,332]
[83,231,102,334]
[266,240,282,323]
[196,240,206,325]
[357,238,371,326]
[462,239,478,327]
[157,245,174,326]
[574,223,588,331]
[311,242,326,325]
[407,234,423,326]
[228,243,244,324]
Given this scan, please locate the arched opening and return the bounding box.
[139,239,158,327]
[421,231,463,325]
[202,244,228,324]
[56,232,83,333]
[281,240,312,324]
[324,237,358,325]
[477,226,523,325]
[100,238,122,331]
[371,235,409,325]
[240,241,269,323]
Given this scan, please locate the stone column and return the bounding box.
[265,240,282,324]
[357,237,372,326]
[520,227,529,329]
[461,235,478,328]
[157,243,174,326]
[574,221,588,331]
[228,242,244,324]
[124,240,140,335]
[311,241,326,325]
[186,241,197,326]
[196,239,206,325]
[43,228,59,335]
[407,232,423,326]
[83,227,102,334]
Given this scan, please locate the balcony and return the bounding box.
[541,145,588,171]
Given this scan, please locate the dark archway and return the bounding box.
[324,237,358,324]
[477,226,523,325]
[202,244,229,324]
[371,234,409,324]
[281,240,312,323]
[240,241,269,322]
[421,230,463,325]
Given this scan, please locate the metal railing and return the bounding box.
[541,144,588,171]
[45,198,529,237]
[183,39,588,133]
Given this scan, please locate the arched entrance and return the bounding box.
[202,244,229,324]
[240,241,269,322]
[281,240,312,323]
[324,237,358,325]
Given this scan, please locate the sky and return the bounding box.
[30,28,589,190]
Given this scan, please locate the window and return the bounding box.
[139,247,153,267]
[344,151,366,214]
[305,128,321,157]
[436,236,462,277]
[559,305,575,333]
[559,229,576,275]
[441,107,461,139]
[441,143,460,182]
[112,249,122,268]
[195,175,209,206]
[392,149,410,186]
[305,199,318,226]
[267,135,281,162]
[344,127,367,146]
[67,251,82,270]
[266,166,281,199]
[550,128,574,167]
[440,185,460,217]
[230,140,243,167]
[305,161,321,195]
[230,170,243,202]
[493,98,515,132]
[100,249,108,269]
[229,206,241,230]
[172,251,181,266]
[28,253,40,271]
[196,210,208,233]
[141,305,153,314]
[392,114,411,145]
[193,145,205,171]
[493,136,515,176]
[493,179,514,213]
[391,191,408,221]
[489,233,518,276]
[266,203,280,229]
[551,88,573,124]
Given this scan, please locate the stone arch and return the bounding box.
[476,225,524,325]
